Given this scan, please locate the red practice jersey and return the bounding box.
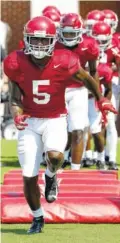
[112,32,120,49]
[97,63,113,85]
[4,49,80,118]
[56,35,99,88]
[99,39,120,66]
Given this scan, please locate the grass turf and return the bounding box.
[1,139,120,243]
[1,224,120,243]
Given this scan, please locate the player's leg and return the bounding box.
[67,87,89,170]
[62,131,71,168]
[89,97,106,170]
[105,78,119,169]
[71,129,84,169]
[18,119,44,233]
[43,116,67,202]
[82,129,93,167]
[105,94,118,170]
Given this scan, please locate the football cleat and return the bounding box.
[107,161,118,170]
[62,160,71,168]
[45,174,58,203]
[27,216,44,234]
[96,160,107,170]
[81,158,93,168]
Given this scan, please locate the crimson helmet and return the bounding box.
[24,16,56,59]
[92,22,112,50]
[103,10,118,33]
[42,5,61,16]
[59,13,83,47]
[85,10,105,35]
[43,11,61,27]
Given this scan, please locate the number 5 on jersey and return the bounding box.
[33,80,50,104]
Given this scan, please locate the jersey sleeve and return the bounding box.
[98,64,113,84]
[4,51,22,83]
[87,38,100,60]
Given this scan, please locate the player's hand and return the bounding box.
[97,97,118,124]
[14,114,30,130]
[97,97,118,114]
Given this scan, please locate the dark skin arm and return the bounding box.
[88,60,100,85]
[8,81,23,117]
[73,67,102,101]
[103,82,112,100]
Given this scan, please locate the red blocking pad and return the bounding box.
[6,169,118,173]
[3,172,117,181]
[1,197,120,223]
[5,169,118,176]
[1,191,119,198]
[1,183,120,198]
[1,184,120,195]
[3,177,120,186]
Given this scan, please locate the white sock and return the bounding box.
[82,151,85,160]
[71,163,80,170]
[105,146,109,157]
[97,151,105,163]
[92,151,98,160]
[82,134,88,160]
[32,208,44,218]
[45,167,56,178]
[64,149,70,161]
[106,120,118,162]
[85,150,92,160]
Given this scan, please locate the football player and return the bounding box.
[85,10,105,36]
[42,10,61,28]
[4,16,117,233]
[92,21,120,169]
[57,13,106,170]
[42,5,61,16]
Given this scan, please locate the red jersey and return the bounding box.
[112,32,120,49]
[4,49,80,118]
[56,35,99,88]
[99,40,120,66]
[97,63,113,85]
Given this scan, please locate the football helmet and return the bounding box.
[92,22,112,50]
[103,10,118,33]
[85,10,105,36]
[24,16,56,59]
[43,11,61,27]
[59,13,83,47]
[42,5,61,16]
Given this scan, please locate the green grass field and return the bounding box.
[1,139,120,243]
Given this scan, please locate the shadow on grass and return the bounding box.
[1,225,69,235]
[1,228,27,235]
[1,158,19,167]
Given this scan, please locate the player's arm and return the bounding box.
[103,82,112,100]
[88,60,100,85]
[73,66,101,100]
[72,67,117,122]
[9,81,29,130]
[9,81,23,116]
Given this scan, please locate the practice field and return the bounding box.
[1,139,120,243]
